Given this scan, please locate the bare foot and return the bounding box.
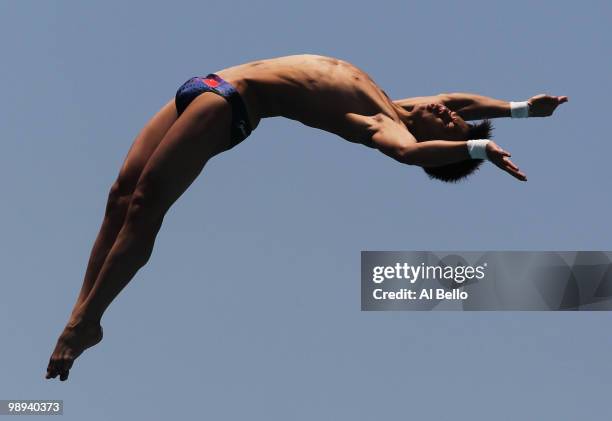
[46,319,103,381]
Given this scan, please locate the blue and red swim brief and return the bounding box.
[175,74,253,148]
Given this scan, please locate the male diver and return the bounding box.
[46,54,568,380]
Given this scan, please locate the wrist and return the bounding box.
[466,139,490,160]
[510,101,530,118]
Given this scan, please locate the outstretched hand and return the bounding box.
[486,141,527,181]
[528,94,568,117]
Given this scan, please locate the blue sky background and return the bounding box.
[1,0,611,419]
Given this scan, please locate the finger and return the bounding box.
[495,159,526,181]
[505,164,527,181]
[59,370,69,381]
[503,157,519,172]
[559,96,568,103]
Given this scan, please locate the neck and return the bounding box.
[394,104,419,136]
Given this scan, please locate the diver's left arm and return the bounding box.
[394,93,568,120]
[441,93,569,120]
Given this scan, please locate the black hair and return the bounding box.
[422,120,493,183]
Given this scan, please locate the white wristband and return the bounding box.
[510,101,530,118]
[466,139,490,160]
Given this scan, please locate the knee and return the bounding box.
[105,180,133,221]
[124,180,166,229]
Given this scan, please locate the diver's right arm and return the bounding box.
[345,113,527,181]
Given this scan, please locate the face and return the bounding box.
[411,103,470,141]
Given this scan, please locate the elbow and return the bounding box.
[437,93,453,105]
[395,145,419,166]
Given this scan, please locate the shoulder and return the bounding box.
[343,112,409,146]
[344,112,396,134]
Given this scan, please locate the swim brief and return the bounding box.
[175,74,253,148]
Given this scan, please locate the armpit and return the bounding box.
[342,113,380,145]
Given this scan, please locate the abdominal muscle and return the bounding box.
[215,54,402,141]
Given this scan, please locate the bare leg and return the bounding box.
[45,100,177,382]
[69,99,178,317]
[46,93,234,381]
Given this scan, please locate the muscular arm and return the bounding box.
[394,93,510,120]
[346,113,471,167]
[346,112,527,180]
[395,92,568,121]
[441,93,512,120]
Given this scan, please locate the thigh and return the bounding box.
[133,92,232,212]
[113,99,178,195]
